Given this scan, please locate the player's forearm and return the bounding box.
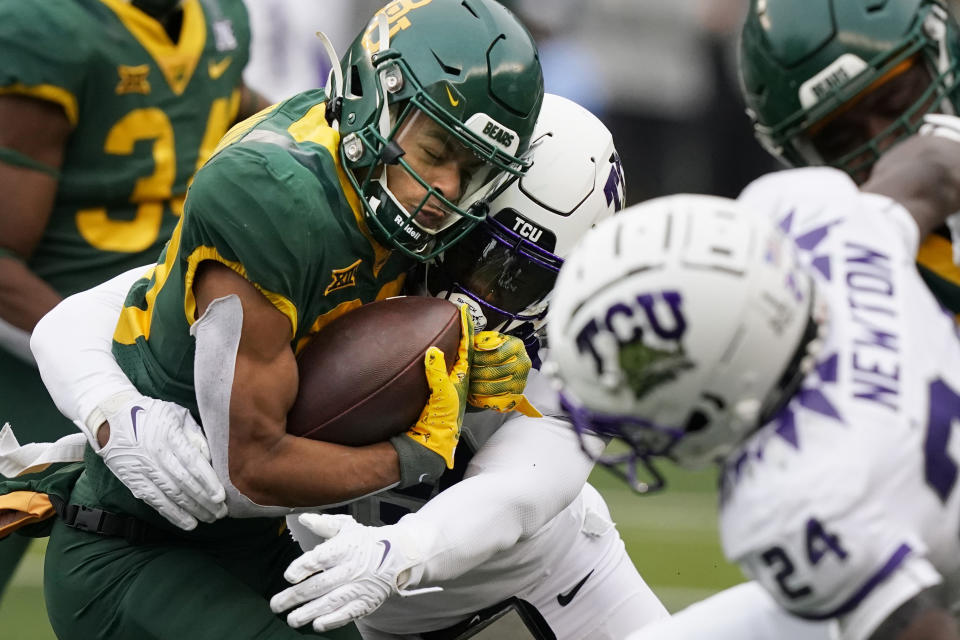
[866,587,960,640]
[863,136,960,239]
[225,324,403,506]
[0,95,69,332]
[0,256,61,331]
[237,83,272,120]
[871,605,959,640]
[229,435,400,507]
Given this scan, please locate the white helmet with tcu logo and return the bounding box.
[424,93,626,351]
[545,194,822,491]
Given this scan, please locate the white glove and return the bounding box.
[269,513,440,632]
[95,391,227,530]
[919,113,960,143]
[919,113,960,265]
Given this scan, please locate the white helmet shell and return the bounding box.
[498,92,625,258]
[546,194,816,468]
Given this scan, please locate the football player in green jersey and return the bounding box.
[738,0,960,318]
[0,1,543,638]
[0,0,266,607]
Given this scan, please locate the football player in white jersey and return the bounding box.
[16,94,669,639]
[545,127,960,640]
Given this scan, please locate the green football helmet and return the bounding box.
[739,0,960,180]
[331,0,544,261]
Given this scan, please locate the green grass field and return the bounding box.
[1,463,744,638]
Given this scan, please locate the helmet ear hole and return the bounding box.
[684,410,711,435]
[347,65,363,98]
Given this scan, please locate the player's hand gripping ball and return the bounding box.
[468,332,541,418]
[404,304,474,468]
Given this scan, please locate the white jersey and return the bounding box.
[720,168,960,640]
[291,366,668,638]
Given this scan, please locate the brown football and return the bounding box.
[286,296,462,445]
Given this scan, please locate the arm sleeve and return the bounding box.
[392,411,604,584]
[738,167,920,258]
[31,266,150,442]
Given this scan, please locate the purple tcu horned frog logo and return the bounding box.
[603,153,626,213]
[575,290,693,399]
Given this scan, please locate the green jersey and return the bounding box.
[0,0,250,296]
[74,90,411,538]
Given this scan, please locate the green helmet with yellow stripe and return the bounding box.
[331,0,543,261]
[739,0,960,181]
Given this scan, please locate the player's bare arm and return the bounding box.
[237,82,272,120]
[862,134,960,239]
[193,261,401,507]
[869,588,960,640]
[0,94,70,331]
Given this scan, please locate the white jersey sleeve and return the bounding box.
[738,167,921,258]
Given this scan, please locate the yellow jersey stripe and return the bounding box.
[917,234,960,288]
[98,0,206,96]
[183,246,299,340]
[113,218,182,345]
[0,84,78,126]
[286,102,393,276]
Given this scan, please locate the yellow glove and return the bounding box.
[467,331,542,418]
[404,305,473,469]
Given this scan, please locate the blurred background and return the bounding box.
[4,0,766,636]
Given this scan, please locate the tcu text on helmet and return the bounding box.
[513,217,544,243]
[575,290,687,374]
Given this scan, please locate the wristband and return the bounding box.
[389,433,446,488]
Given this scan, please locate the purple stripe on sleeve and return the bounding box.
[794,544,913,621]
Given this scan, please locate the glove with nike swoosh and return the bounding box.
[94,391,227,530]
[270,513,440,632]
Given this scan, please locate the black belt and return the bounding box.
[61,503,176,545]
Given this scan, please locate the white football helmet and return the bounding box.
[545,194,822,491]
[424,93,626,354]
